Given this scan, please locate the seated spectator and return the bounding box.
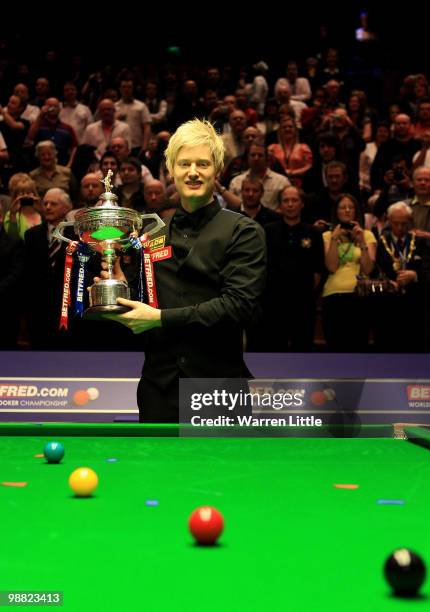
[268,116,313,187]
[74,173,104,210]
[95,150,120,186]
[3,173,42,239]
[412,97,430,139]
[30,141,77,198]
[412,130,430,170]
[322,193,376,351]
[229,144,290,210]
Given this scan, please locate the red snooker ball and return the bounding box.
[189,506,224,545]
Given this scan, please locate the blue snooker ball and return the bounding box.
[44,442,65,464]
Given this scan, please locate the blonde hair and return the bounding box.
[8,173,38,199]
[165,119,224,175]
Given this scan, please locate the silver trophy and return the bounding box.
[53,171,165,318]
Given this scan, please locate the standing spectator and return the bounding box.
[32,77,50,108]
[13,83,40,124]
[268,116,313,187]
[0,94,30,172]
[59,82,93,144]
[82,98,131,159]
[275,60,312,102]
[260,185,324,351]
[115,77,151,155]
[27,97,78,167]
[0,202,24,349]
[359,122,391,194]
[143,81,167,133]
[229,143,290,210]
[30,141,76,198]
[238,177,280,226]
[322,193,376,351]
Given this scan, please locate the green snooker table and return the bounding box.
[0,423,429,611]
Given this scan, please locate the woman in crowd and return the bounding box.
[322,193,376,350]
[268,115,313,186]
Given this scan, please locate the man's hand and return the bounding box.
[396,269,417,287]
[103,298,162,334]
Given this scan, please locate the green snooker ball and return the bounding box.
[44,442,65,464]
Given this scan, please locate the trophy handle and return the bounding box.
[53,221,75,244]
[140,213,165,237]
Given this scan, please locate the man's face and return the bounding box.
[277,86,290,103]
[110,139,129,160]
[39,146,56,167]
[376,126,390,144]
[36,78,49,97]
[204,91,218,110]
[414,169,430,197]
[7,95,22,116]
[389,211,411,238]
[173,144,216,206]
[248,146,266,172]
[326,81,340,99]
[14,84,29,103]
[394,115,411,138]
[145,83,157,98]
[280,187,303,220]
[81,177,103,204]
[319,142,336,162]
[119,163,140,185]
[64,84,77,102]
[229,111,247,134]
[326,167,346,192]
[287,63,298,80]
[418,103,430,123]
[43,193,69,224]
[243,127,259,147]
[120,80,134,100]
[235,89,248,108]
[207,68,220,82]
[46,98,60,119]
[223,96,236,114]
[144,182,165,207]
[101,156,118,176]
[99,100,115,123]
[241,180,263,208]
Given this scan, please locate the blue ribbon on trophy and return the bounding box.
[129,235,144,303]
[74,242,91,318]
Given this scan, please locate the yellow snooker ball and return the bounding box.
[69,467,98,497]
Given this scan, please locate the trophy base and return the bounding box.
[83,304,131,320]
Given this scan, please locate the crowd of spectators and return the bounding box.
[1,40,430,352]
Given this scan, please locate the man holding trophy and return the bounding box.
[94,119,267,422]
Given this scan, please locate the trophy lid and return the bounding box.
[96,169,119,207]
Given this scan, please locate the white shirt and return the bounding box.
[274,77,312,102]
[0,132,7,150]
[229,169,290,210]
[82,120,131,159]
[21,104,40,124]
[115,98,151,149]
[60,103,93,143]
[413,148,430,168]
